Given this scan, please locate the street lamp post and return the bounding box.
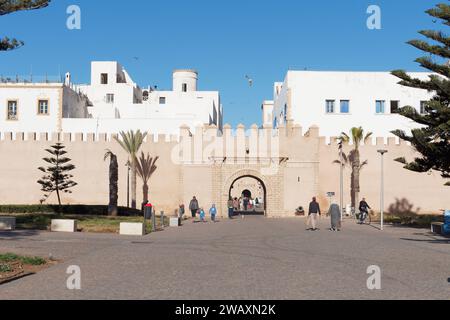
[339,141,344,222]
[125,160,131,208]
[377,150,388,231]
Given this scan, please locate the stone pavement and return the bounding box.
[0,216,449,300]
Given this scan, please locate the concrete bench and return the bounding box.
[431,222,444,235]
[0,217,16,231]
[51,219,77,233]
[120,222,145,236]
[170,218,181,227]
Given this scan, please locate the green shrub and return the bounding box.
[0,205,141,217]
[0,264,12,273]
[0,253,46,266]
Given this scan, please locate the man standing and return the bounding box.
[308,197,321,231]
[189,196,199,221]
[359,198,371,224]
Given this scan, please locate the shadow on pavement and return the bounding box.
[0,230,41,240]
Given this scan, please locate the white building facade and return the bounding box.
[0,61,223,136]
[264,71,434,138]
[0,81,89,135]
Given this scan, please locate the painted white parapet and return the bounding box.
[0,217,16,231]
[51,219,77,233]
[120,222,145,236]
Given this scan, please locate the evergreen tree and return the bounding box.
[38,143,77,212]
[0,0,51,51]
[391,3,450,186]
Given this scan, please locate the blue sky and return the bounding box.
[0,0,441,126]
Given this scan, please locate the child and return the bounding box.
[199,208,206,223]
[209,204,217,222]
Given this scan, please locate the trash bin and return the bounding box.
[444,210,450,235]
[144,204,153,220]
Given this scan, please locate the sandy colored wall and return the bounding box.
[0,132,182,215]
[318,137,449,214]
[0,125,447,217]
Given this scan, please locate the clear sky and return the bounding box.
[0,0,441,126]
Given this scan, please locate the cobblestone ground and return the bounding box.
[0,216,449,300]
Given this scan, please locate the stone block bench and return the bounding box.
[120,222,145,236]
[0,217,16,231]
[51,219,77,233]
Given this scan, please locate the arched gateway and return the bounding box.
[218,168,284,218]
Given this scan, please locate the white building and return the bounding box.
[0,79,89,134]
[0,61,223,136]
[263,70,434,138]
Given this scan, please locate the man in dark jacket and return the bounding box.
[308,197,321,231]
[189,196,199,221]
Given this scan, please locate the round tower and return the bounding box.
[173,69,198,92]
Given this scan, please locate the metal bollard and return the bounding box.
[160,211,164,229]
[152,209,156,233]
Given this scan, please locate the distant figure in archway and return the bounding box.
[227,197,234,219]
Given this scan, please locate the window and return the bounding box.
[326,100,335,113]
[391,101,400,114]
[38,99,49,115]
[182,83,188,92]
[101,73,108,84]
[7,100,18,120]
[159,97,166,105]
[340,100,350,113]
[106,94,114,104]
[376,100,385,114]
[420,101,428,114]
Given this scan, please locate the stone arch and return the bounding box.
[221,169,278,218]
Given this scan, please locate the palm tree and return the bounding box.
[104,150,118,216]
[136,152,159,205]
[114,130,147,209]
[336,127,372,209]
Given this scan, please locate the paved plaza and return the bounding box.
[0,216,449,300]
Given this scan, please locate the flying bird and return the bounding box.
[245,75,253,87]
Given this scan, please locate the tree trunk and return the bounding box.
[143,183,149,204]
[131,162,137,209]
[353,150,361,210]
[56,188,62,215]
[108,155,119,216]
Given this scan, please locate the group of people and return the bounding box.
[188,196,218,223]
[306,197,372,231]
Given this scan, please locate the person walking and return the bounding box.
[227,197,234,219]
[233,198,239,212]
[359,198,371,224]
[307,197,321,231]
[199,208,206,223]
[209,204,217,222]
[329,202,342,231]
[179,204,185,220]
[189,196,199,222]
[243,197,249,211]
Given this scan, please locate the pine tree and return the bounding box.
[391,3,450,186]
[0,0,51,51]
[38,143,77,212]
